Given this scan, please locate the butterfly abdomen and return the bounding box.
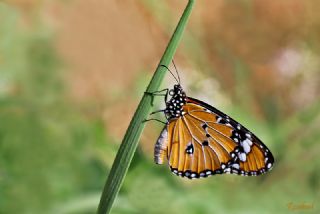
[154,127,168,164]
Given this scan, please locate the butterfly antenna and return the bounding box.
[160,64,179,84]
[172,60,181,84]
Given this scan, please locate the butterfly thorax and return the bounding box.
[165,84,187,119]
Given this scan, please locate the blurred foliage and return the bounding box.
[0,3,115,213]
[1,1,320,214]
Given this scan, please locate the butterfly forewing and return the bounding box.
[187,97,273,176]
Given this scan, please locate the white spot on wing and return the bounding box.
[267,163,272,169]
[238,153,247,162]
[224,168,231,173]
[217,117,222,123]
[232,163,240,169]
[242,139,251,153]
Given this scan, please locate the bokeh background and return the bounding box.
[1,0,320,213]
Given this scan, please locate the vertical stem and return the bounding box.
[97,1,195,213]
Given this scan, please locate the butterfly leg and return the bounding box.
[143,108,170,125]
[142,118,167,125]
[151,109,170,121]
[150,109,165,115]
[144,88,169,106]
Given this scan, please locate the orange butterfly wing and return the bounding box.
[154,97,274,179]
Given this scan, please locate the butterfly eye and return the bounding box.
[169,89,175,96]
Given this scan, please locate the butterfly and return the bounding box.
[152,64,274,179]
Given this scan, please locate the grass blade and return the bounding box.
[97,1,195,213]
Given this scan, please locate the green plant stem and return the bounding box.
[97,1,195,213]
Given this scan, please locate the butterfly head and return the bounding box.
[172,84,183,93]
[166,84,187,118]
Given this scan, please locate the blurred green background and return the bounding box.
[1,0,319,213]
